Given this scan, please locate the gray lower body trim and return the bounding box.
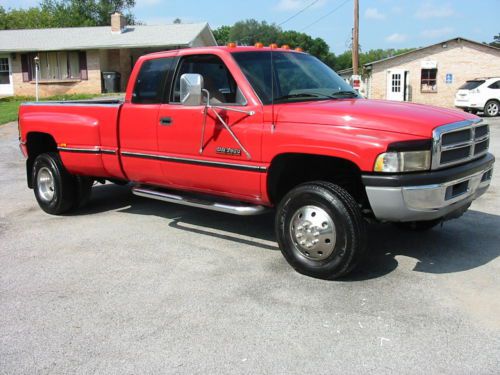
[365,166,493,222]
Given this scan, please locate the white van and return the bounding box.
[455,77,500,117]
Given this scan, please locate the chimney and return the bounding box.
[111,12,126,34]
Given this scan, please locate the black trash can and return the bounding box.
[102,71,121,93]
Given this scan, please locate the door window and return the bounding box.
[171,54,245,105]
[0,58,9,84]
[391,73,401,93]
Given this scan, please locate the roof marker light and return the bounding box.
[281,45,290,50]
[295,47,304,52]
[269,43,278,49]
[254,42,264,48]
[227,42,237,48]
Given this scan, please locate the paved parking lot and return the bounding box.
[1,117,499,374]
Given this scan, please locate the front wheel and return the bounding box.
[275,182,367,280]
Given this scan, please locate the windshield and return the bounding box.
[459,80,485,90]
[232,51,359,104]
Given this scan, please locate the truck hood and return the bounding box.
[275,99,477,138]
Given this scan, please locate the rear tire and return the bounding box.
[484,100,499,117]
[73,176,94,209]
[32,152,77,215]
[275,181,366,280]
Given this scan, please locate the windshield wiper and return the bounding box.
[274,92,335,102]
[330,90,358,98]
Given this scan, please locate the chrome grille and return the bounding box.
[432,120,489,169]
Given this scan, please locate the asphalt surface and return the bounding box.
[1,117,499,375]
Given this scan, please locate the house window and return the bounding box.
[0,58,9,84]
[32,51,81,81]
[421,68,437,92]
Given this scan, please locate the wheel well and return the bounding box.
[26,132,57,188]
[267,153,367,206]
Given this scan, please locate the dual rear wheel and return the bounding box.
[32,152,93,215]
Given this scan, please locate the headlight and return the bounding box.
[374,150,431,172]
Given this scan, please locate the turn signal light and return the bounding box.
[281,45,290,50]
[254,42,264,48]
[269,43,278,49]
[227,42,237,48]
[295,47,304,52]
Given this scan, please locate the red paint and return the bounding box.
[18,46,478,206]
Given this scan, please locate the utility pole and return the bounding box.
[352,0,359,75]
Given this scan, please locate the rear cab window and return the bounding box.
[132,58,175,104]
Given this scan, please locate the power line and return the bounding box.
[301,0,350,31]
[278,0,321,26]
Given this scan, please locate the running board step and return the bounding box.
[132,186,269,216]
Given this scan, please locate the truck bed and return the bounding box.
[19,100,125,180]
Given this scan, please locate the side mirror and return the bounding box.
[180,73,204,106]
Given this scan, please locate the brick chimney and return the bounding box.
[111,12,126,34]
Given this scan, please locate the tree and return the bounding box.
[212,25,231,46]
[490,33,500,48]
[0,0,137,30]
[213,20,334,66]
[173,18,181,24]
[229,19,281,46]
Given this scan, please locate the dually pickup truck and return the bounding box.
[18,46,495,279]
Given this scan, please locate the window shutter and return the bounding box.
[21,54,32,82]
[79,51,88,80]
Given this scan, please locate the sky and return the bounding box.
[2,0,499,54]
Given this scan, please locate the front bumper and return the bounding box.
[362,153,495,222]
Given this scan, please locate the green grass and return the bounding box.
[0,94,113,125]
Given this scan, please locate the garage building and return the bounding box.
[364,37,500,108]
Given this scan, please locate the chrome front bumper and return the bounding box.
[363,154,494,222]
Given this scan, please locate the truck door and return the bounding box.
[156,53,265,202]
[119,57,176,185]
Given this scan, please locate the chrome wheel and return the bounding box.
[36,166,55,202]
[290,205,336,260]
[486,101,499,116]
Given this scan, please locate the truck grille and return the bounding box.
[432,120,489,169]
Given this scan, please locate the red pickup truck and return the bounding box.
[18,46,495,279]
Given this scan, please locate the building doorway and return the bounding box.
[386,69,409,101]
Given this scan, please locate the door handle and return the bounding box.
[160,117,173,126]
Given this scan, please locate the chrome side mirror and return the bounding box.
[180,73,204,106]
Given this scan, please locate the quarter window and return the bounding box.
[421,68,437,92]
[488,80,500,89]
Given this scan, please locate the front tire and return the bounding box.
[32,152,77,215]
[484,100,499,117]
[275,181,366,280]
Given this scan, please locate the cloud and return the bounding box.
[275,0,326,11]
[365,7,385,20]
[420,27,454,39]
[385,33,408,43]
[415,2,455,19]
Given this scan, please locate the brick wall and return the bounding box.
[11,49,102,97]
[367,40,500,108]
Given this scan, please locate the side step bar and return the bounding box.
[132,186,269,216]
